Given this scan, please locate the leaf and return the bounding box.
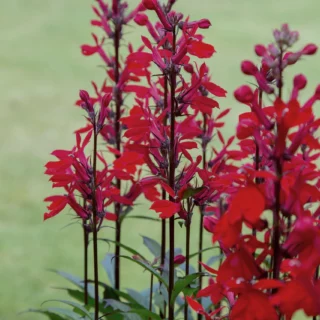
[127,308,162,320]
[170,273,203,306]
[189,246,219,259]
[125,215,160,222]
[105,299,131,312]
[99,238,147,261]
[142,236,161,257]
[126,289,149,309]
[42,300,93,319]
[119,255,168,288]
[62,288,109,314]
[206,254,224,266]
[181,187,204,200]
[50,270,95,298]
[102,253,116,288]
[21,309,67,320]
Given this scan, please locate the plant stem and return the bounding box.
[184,218,191,320]
[313,266,319,320]
[149,273,154,320]
[272,48,283,290]
[253,90,262,238]
[82,218,89,305]
[168,28,177,320]
[113,9,122,291]
[92,123,99,320]
[160,74,169,320]
[197,113,207,320]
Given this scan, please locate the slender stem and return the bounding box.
[113,10,122,291]
[272,48,283,291]
[82,218,89,305]
[197,114,207,320]
[253,90,262,238]
[149,273,154,320]
[184,218,191,320]
[160,190,167,320]
[313,266,319,320]
[168,28,177,320]
[160,194,167,266]
[92,123,99,320]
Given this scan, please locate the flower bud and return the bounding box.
[302,43,318,55]
[134,13,149,26]
[184,64,194,74]
[174,255,186,265]
[285,51,301,65]
[293,74,307,90]
[79,90,90,103]
[234,85,254,103]
[255,44,267,57]
[198,19,211,29]
[142,0,156,10]
[241,60,258,75]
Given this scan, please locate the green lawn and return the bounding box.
[0,0,319,319]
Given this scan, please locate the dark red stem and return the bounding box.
[83,218,89,305]
[168,28,177,320]
[184,216,191,319]
[113,6,122,291]
[149,273,154,320]
[92,122,99,320]
[197,113,207,320]
[272,48,283,290]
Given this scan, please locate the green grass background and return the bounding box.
[0,0,319,319]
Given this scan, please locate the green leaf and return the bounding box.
[42,300,93,319]
[127,308,162,320]
[24,307,82,320]
[189,246,220,259]
[170,273,203,306]
[99,238,147,261]
[49,270,95,298]
[181,187,204,200]
[102,253,115,288]
[21,309,67,320]
[206,254,224,265]
[126,289,149,309]
[125,215,160,222]
[105,299,130,312]
[141,236,161,257]
[119,255,168,288]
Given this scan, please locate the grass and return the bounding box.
[0,0,319,319]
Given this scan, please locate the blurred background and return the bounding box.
[0,0,319,319]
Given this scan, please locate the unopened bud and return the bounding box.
[79,90,90,103]
[174,255,186,265]
[302,44,318,55]
[293,74,307,90]
[142,0,156,10]
[198,19,211,29]
[241,60,258,75]
[234,85,254,103]
[255,44,267,57]
[134,13,149,26]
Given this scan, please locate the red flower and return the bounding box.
[150,200,180,219]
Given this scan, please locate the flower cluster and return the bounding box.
[42,1,320,319]
[188,24,320,320]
